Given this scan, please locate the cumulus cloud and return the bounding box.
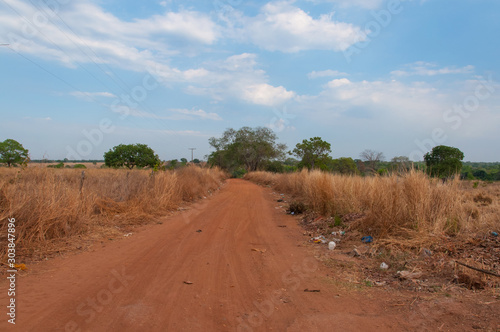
[238,2,366,52]
[242,84,295,106]
[166,53,296,106]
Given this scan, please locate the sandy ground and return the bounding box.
[1,179,499,331]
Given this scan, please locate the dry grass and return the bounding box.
[0,166,227,259]
[245,170,499,244]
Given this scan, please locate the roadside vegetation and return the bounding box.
[245,169,498,243]
[0,166,227,261]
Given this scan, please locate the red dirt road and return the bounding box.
[1,180,496,331]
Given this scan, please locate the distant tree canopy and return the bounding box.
[0,139,29,167]
[208,127,286,172]
[291,137,332,170]
[390,156,411,173]
[328,157,358,175]
[424,145,464,178]
[104,144,161,169]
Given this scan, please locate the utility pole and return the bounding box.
[189,148,196,162]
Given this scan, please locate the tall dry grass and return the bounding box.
[0,166,227,259]
[245,170,499,242]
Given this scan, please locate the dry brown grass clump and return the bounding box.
[245,170,499,242]
[0,166,227,259]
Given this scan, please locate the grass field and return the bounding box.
[245,170,499,246]
[0,166,227,260]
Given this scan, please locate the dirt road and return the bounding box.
[1,180,496,331]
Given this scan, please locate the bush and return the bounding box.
[288,201,306,214]
[231,167,247,178]
[73,164,87,169]
[48,162,64,169]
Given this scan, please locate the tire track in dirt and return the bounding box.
[1,179,407,331]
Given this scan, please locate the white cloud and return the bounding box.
[162,53,296,106]
[238,2,366,52]
[313,0,385,9]
[391,62,475,77]
[69,91,116,99]
[326,78,352,88]
[0,0,218,71]
[170,108,222,121]
[22,116,52,121]
[242,83,295,106]
[308,69,349,79]
[110,107,222,121]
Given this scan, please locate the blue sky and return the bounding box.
[0,0,499,162]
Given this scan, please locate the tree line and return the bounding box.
[1,133,499,181]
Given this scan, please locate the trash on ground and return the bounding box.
[492,232,498,237]
[380,262,389,269]
[311,235,327,244]
[124,233,133,237]
[361,236,373,243]
[328,241,336,250]
[251,248,267,253]
[277,199,284,202]
[183,281,193,285]
[350,248,361,257]
[14,263,27,271]
[397,270,423,280]
[196,229,202,233]
[304,289,320,292]
[421,248,432,257]
[278,225,287,228]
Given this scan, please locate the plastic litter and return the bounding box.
[312,235,327,244]
[397,270,422,280]
[422,248,432,257]
[328,241,336,250]
[361,236,373,243]
[492,232,498,237]
[380,262,389,269]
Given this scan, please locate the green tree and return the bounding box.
[264,160,285,173]
[208,127,286,172]
[423,145,464,178]
[0,139,29,167]
[390,156,411,173]
[291,137,332,170]
[329,157,358,175]
[104,144,161,169]
[193,158,201,164]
